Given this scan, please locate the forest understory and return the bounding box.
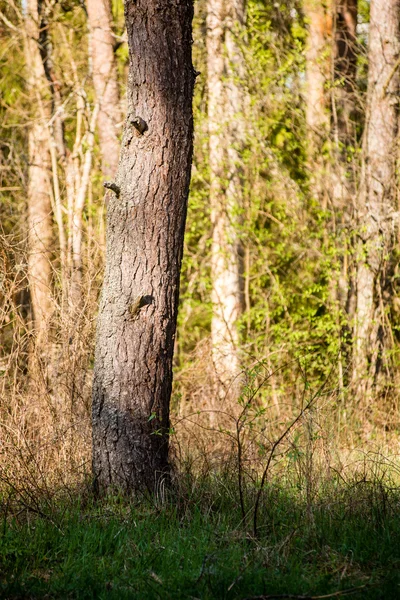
[1,0,400,597]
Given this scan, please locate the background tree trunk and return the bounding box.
[331,0,358,211]
[207,0,246,405]
[333,1,357,146]
[92,0,195,494]
[304,0,332,165]
[331,0,358,407]
[68,103,99,310]
[353,0,400,399]
[304,1,358,403]
[86,0,121,182]
[25,0,53,344]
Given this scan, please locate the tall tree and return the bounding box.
[331,0,358,211]
[333,1,357,147]
[207,0,246,403]
[332,0,358,400]
[86,0,121,182]
[304,0,358,400]
[304,0,332,171]
[304,0,358,212]
[92,0,195,493]
[353,0,400,397]
[24,0,53,344]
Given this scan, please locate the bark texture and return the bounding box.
[353,0,400,397]
[87,0,121,181]
[25,0,53,340]
[207,0,246,402]
[92,0,194,494]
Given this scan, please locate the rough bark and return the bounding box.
[207,0,246,403]
[86,0,121,181]
[92,0,194,494]
[353,0,400,397]
[25,0,53,341]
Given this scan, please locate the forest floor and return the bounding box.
[0,459,400,600]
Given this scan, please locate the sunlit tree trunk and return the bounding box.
[304,0,332,175]
[332,1,358,314]
[331,0,358,210]
[305,0,358,205]
[331,0,358,405]
[86,0,121,182]
[92,0,194,494]
[333,1,357,147]
[68,103,99,310]
[207,0,246,403]
[353,0,400,398]
[24,0,53,344]
[305,0,358,211]
[65,0,119,311]
[305,1,358,403]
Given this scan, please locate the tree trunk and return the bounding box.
[305,0,358,211]
[353,0,400,398]
[331,0,358,211]
[304,0,332,161]
[69,103,99,310]
[25,0,53,343]
[92,0,194,494]
[331,0,358,410]
[207,0,246,403]
[331,0,358,356]
[305,1,358,403]
[86,0,121,182]
[333,0,357,146]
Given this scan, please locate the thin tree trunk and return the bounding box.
[38,4,67,284]
[334,0,358,298]
[304,0,332,165]
[207,0,246,404]
[305,1,359,403]
[331,0,358,402]
[353,0,400,398]
[92,0,195,494]
[69,103,99,309]
[331,0,358,213]
[86,0,121,181]
[305,0,358,215]
[333,1,357,147]
[25,0,53,343]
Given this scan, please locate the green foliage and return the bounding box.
[177,0,346,399]
[0,2,27,233]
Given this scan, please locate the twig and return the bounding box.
[382,56,400,97]
[252,363,335,537]
[0,10,18,32]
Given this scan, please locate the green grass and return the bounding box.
[1,472,400,599]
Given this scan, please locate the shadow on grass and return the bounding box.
[1,464,400,600]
